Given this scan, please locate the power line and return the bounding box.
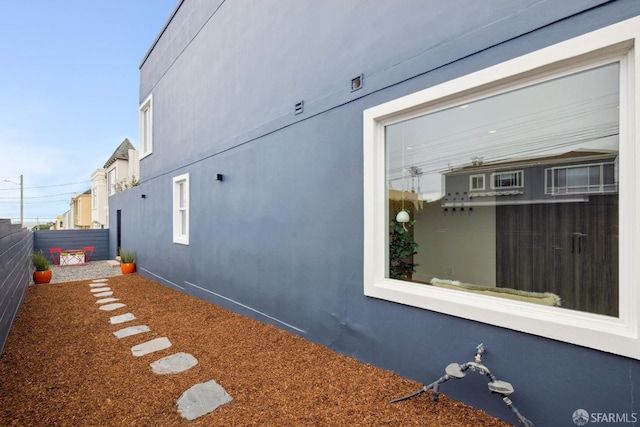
[0,180,91,193]
[0,191,78,199]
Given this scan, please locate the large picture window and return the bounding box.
[363,17,640,359]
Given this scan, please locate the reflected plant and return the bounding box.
[389,210,419,280]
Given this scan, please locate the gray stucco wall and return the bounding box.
[0,220,32,355]
[111,1,640,425]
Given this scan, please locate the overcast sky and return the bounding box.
[0,0,177,224]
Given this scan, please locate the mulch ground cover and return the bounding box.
[0,274,510,426]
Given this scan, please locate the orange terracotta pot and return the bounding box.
[121,263,136,274]
[33,270,52,284]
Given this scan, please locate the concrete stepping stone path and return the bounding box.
[113,325,151,339]
[89,282,108,288]
[99,303,126,311]
[85,279,225,421]
[110,313,136,324]
[151,352,198,375]
[131,337,172,357]
[94,291,113,297]
[177,380,233,420]
[95,297,119,304]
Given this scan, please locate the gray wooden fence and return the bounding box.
[33,229,110,262]
[0,219,32,355]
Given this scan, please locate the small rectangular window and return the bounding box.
[107,170,116,196]
[470,174,485,191]
[139,94,153,158]
[173,173,189,245]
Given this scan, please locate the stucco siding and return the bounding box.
[112,1,640,425]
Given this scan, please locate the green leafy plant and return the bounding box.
[32,250,51,271]
[119,249,136,264]
[389,210,419,280]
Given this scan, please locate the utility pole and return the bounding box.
[2,174,23,225]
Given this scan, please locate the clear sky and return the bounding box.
[0,0,177,225]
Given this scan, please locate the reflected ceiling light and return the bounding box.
[459,104,469,109]
[488,130,497,134]
[396,210,410,223]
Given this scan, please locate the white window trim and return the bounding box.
[490,170,524,189]
[363,16,640,359]
[469,174,485,191]
[172,173,189,245]
[544,162,617,195]
[139,94,153,159]
[107,169,116,197]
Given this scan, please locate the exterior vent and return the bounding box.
[294,100,304,115]
[351,74,363,91]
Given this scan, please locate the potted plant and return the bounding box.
[119,249,136,274]
[32,250,52,284]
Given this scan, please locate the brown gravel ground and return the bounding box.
[0,274,511,426]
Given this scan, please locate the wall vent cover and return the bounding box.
[351,74,363,91]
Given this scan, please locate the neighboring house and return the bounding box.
[90,138,140,229]
[440,150,618,208]
[110,2,640,425]
[70,190,91,229]
[52,214,64,230]
[61,210,70,230]
[90,169,107,229]
[412,150,619,316]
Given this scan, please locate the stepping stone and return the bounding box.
[113,325,151,339]
[90,287,111,293]
[131,337,172,357]
[177,380,233,420]
[92,278,109,283]
[95,297,119,304]
[151,352,198,375]
[106,260,120,267]
[99,303,126,311]
[110,313,136,324]
[94,291,113,297]
[90,282,107,287]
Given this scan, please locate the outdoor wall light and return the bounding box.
[216,174,224,181]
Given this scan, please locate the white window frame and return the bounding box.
[172,173,189,245]
[469,174,485,191]
[544,162,617,195]
[107,169,116,196]
[363,17,640,359]
[139,94,153,158]
[490,170,523,189]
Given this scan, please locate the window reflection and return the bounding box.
[386,63,619,317]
